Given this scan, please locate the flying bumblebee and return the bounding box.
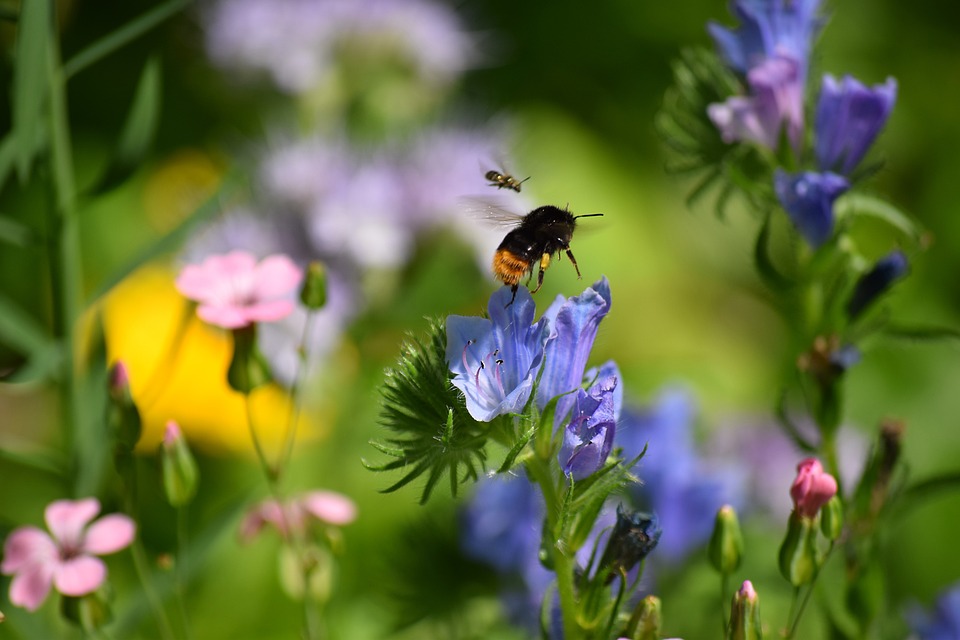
[484,168,529,192]
[492,205,602,306]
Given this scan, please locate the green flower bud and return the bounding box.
[107,361,141,452]
[161,421,199,507]
[61,592,112,631]
[709,504,743,574]
[227,325,273,394]
[300,261,327,309]
[778,512,818,586]
[625,595,662,640]
[820,496,843,541]
[729,580,763,640]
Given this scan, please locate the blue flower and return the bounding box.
[815,75,897,175]
[708,54,804,152]
[774,169,850,248]
[537,277,613,419]
[846,250,909,320]
[708,0,823,77]
[446,286,551,422]
[461,473,545,574]
[907,581,960,640]
[616,389,745,563]
[558,374,619,480]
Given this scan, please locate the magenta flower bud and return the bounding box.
[790,458,838,519]
[161,421,199,507]
[108,361,131,401]
[729,580,763,640]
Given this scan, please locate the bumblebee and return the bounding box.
[485,169,529,192]
[492,205,602,305]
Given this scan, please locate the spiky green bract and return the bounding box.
[370,318,499,504]
[656,47,772,218]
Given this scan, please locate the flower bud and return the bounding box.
[107,361,142,452]
[161,421,199,507]
[299,261,327,310]
[790,458,838,519]
[778,512,818,586]
[597,506,661,584]
[846,250,908,320]
[709,505,744,575]
[729,580,763,640]
[625,595,662,640]
[820,496,843,541]
[61,592,111,631]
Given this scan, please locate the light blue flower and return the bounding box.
[907,581,960,640]
[558,374,619,480]
[774,169,850,247]
[537,277,613,419]
[815,74,898,175]
[708,0,823,77]
[446,286,551,422]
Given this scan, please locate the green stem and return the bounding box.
[242,386,278,483]
[721,572,731,638]
[129,538,176,640]
[276,311,317,480]
[784,586,801,639]
[525,456,579,640]
[785,542,835,639]
[175,505,192,640]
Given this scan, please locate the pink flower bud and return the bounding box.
[108,361,131,400]
[163,421,183,449]
[790,458,838,518]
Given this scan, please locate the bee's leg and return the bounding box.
[505,284,519,308]
[565,249,583,279]
[531,253,551,294]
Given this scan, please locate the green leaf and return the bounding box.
[753,211,793,291]
[11,0,49,182]
[0,214,32,246]
[834,193,923,244]
[497,422,535,474]
[63,0,189,79]
[0,292,51,356]
[881,324,960,344]
[90,56,163,194]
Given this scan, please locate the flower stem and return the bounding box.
[277,310,317,480]
[720,572,731,638]
[129,537,176,640]
[175,505,192,640]
[525,455,580,640]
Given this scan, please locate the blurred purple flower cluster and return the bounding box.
[204,0,476,94]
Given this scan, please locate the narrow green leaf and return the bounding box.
[0,292,50,355]
[0,215,32,246]
[12,0,49,182]
[753,212,793,290]
[834,193,923,243]
[497,424,535,473]
[0,446,65,476]
[882,324,960,344]
[0,133,20,193]
[91,56,163,194]
[63,0,189,79]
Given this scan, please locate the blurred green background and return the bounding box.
[1,0,959,637]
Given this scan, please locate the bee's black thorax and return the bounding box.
[496,205,577,261]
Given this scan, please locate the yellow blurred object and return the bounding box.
[144,150,223,233]
[102,264,319,456]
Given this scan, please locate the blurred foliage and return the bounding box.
[0,0,959,638]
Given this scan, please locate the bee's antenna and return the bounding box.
[574,213,604,219]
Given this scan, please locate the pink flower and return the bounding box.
[1,499,136,611]
[239,490,357,543]
[790,458,838,519]
[175,251,303,329]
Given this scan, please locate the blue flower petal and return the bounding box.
[774,170,850,248]
[815,74,897,175]
[559,375,618,480]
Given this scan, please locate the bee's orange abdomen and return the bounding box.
[492,249,531,285]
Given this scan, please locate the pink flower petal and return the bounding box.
[197,304,251,329]
[53,555,106,596]
[9,563,54,611]
[45,499,100,547]
[83,515,136,555]
[244,300,296,323]
[2,527,57,574]
[215,251,258,278]
[301,491,357,526]
[252,255,303,300]
[175,263,220,302]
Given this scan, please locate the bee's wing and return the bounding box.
[459,195,526,228]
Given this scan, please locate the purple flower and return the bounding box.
[446,286,551,422]
[559,374,619,480]
[815,75,897,175]
[708,54,804,152]
[537,277,613,419]
[846,250,909,320]
[616,389,746,563]
[907,581,960,640]
[774,169,850,247]
[708,0,823,77]
[204,0,476,94]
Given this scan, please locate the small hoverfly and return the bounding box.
[484,168,529,192]
[491,205,602,306]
